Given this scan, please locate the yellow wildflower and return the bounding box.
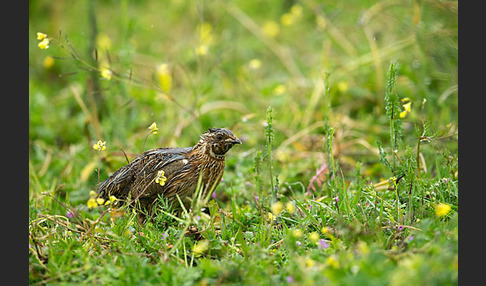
[316,15,327,29]
[292,229,303,238]
[87,197,98,209]
[89,190,97,197]
[109,195,117,202]
[262,21,280,38]
[309,232,320,243]
[281,4,303,26]
[193,239,209,257]
[271,201,284,216]
[285,202,295,214]
[399,101,412,118]
[156,63,172,93]
[248,59,262,70]
[198,22,213,46]
[403,102,412,112]
[305,258,315,268]
[43,56,54,69]
[326,255,340,268]
[195,44,209,56]
[337,81,349,93]
[280,13,294,26]
[273,84,286,95]
[321,226,329,234]
[37,32,47,41]
[155,170,167,186]
[100,67,112,80]
[93,140,107,151]
[434,203,451,218]
[148,122,159,135]
[96,198,105,205]
[268,212,276,221]
[38,38,50,49]
[290,4,303,17]
[357,241,370,255]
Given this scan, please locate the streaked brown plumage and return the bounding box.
[97,128,241,221]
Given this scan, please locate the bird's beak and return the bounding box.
[228,137,242,145]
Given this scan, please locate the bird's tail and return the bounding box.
[97,163,136,201]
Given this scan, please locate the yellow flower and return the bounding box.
[399,101,412,118]
[156,63,172,93]
[271,201,284,216]
[316,15,327,29]
[290,4,303,17]
[326,255,340,268]
[89,190,97,197]
[292,229,303,238]
[285,202,295,214]
[43,56,54,69]
[262,21,280,38]
[37,32,47,41]
[281,4,303,26]
[305,258,315,268]
[93,140,107,151]
[100,67,112,80]
[109,195,117,202]
[273,84,286,95]
[309,232,320,243]
[321,226,329,234]
[268,212,276,221]
[87,198,98,209]
[248,59,262,70]
[434,203,451,218]
[38,38,50,49]
[195,45,209,56]
[337,81,349,93]
[148,122,159,135]
[193,239,209,257]
[155,170,167,186]
[280,13,294,26]
[198,22,213,46]
[403,102,412,112]
[357,241,370,255]
[96,198,105,205]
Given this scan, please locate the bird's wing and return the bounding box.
[97,147,192,201]
[130,147,193,199]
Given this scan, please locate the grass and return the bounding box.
[29,0,457,284]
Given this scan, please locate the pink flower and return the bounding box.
[318,239,330,249]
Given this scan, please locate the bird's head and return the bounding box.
[198,128,242,158]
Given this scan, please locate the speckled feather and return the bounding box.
[97,128,241,219]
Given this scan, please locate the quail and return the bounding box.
[97,128,241,222]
